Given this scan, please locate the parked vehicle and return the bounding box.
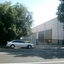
[6,40,34,49]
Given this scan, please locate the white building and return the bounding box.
[31,17,64,45]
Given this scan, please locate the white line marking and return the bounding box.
[0,61,64,64]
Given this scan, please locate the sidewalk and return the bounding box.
[35,45,64,49]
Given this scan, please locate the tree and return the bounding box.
[57,0,64,44]
[0,2,34,45]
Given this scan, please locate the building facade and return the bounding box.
[31,17,64,45]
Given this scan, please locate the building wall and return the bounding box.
[58,22,63,40]
[32,17,64,45]
[52,18,63,44]
[52,18,58,44]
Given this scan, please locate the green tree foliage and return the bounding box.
[0,2,34,45]
[57,0,64,22]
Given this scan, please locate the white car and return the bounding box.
[6,40,34,49]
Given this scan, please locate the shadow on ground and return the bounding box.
[0,46,64,59]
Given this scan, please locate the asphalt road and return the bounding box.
[0,46,64,64]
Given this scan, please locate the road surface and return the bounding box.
[0,46,64,64]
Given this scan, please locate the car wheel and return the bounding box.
[27,45,32,49]
[10,45,15,49]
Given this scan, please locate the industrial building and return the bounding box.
[24,17,64,45]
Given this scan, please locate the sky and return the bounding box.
[0,0,60,27]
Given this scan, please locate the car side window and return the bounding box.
[20,41,25,43]
[12,40,25,43]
